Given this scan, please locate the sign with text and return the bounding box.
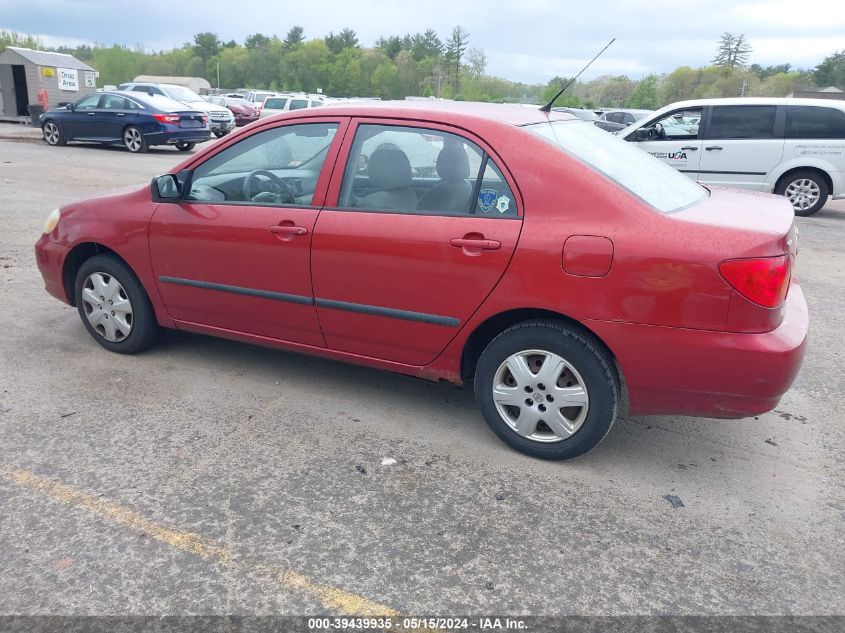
[42,67,55,78]
[57,68,79,91]
[83,71,96,88]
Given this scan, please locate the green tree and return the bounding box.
[467,47,486,79]
[372,61,401,99]
[244,33,271,50]
[712,33,752,71]
[813,50,845,89]
[627,74,660,109]
[410,29,443,62]
[192,32,221,63]
[326,28,359,55]
[284,26,305,48]
[0,30,43,50]
[444,25,469,93]
[375,35,403,60]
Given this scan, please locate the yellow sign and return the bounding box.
[42,67,55,77]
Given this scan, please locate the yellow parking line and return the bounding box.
[3,467,397,616]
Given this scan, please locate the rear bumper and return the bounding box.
[145,129,211,146]
[587,282,809,418]
[35,235,71,304]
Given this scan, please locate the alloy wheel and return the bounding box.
[124,128,143,152]
[80,272,133,342]
[492,349,589,442]
[43,122,60,145]
[785,178,820,213]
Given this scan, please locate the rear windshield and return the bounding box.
[525,120,708,213]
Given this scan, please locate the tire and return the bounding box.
[74,254,159,354]
[122,126,148,153]
[42,120,66,146]
[175,142,195,152]
[474,320,619,460]
[775,170,829,217]
[213,130,229,138]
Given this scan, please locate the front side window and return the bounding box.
[527,119,708,214]
[187,122,338,207]
[786,105,845,139]
[338,124,508,216]
[75,94,101,110]
[637,108,702,141]
[708,105,777,139]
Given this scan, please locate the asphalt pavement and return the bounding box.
[0,133,842,618]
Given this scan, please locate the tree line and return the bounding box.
[1,28,843,109]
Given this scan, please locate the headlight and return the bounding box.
[42,208,61,234]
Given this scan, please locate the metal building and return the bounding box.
[0,47,97,122]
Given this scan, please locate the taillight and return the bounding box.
[201,115,208,125]
[719,255,791,309]
[153,113,180,124]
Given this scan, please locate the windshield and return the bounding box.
[164,85,203,102]
[525,120,708,213]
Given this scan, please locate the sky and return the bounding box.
[1,0,843,83]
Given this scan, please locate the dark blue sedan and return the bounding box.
[40,91,211,153]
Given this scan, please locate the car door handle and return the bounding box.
[680,146,698,151]
[117,113,125,117]
[268,224,308,237]
[450,237,501,251]
[705,146,723,151]
[87,112,95,116]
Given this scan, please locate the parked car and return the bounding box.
[552,107,599,122]
[245,90,277,106]
[619,97,845,216]
[35,102,808,460]
[118,82,235,138]
[40,90,210,153]
[594,109,653,132]
[259,93,325,118]
[207,95,260,127]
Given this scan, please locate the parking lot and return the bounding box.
[0,136,843,616]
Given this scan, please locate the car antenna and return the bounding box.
[539,38,616,113]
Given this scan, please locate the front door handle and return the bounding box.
[269,223,308,241]
[450,237,501,252]
[705,146,723,151]
[87,112,95,116]
[680,146,698,151]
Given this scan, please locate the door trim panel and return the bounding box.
[315,298,460,327]
[159,276,312,305]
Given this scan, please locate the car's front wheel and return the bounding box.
[474,320,619,460]
[74,254,159,354]
[175,142,195,152]
[42,121,66,146]
[213,130,229,138]
[123,126,148,153]
[776,170,829,216]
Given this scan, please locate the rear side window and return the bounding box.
[264,98,289,110]
[289,99,308,111]
[786,106,845,139]
[708,105,777,139]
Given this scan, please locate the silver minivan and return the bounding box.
[620,97,845,215]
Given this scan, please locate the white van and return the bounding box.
[620,98,845,215]
[258,93,324,119]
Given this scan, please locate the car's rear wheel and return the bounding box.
[776,170,829,216]
[74,254,159,354]
[42,121,66,146]
[123,126,148,153]
[474,320,619,460]
[175,142,195,152]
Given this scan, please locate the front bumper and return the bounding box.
[587,281,809,418]
[209,119,235,133]
[35,235,71,304]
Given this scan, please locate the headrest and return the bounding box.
[436,144,470,182]
[368,148,412,190]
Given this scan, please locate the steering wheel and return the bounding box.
[242,169,295,204]
[647,123,666,140]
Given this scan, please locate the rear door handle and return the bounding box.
[450,238,501,250]
[680,146,698,151]
[705,146,723,151]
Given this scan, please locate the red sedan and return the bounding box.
[35,102,808,459]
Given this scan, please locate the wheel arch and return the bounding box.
[62,242,134,306]
[774,165,833,195]
[459,308,627,410]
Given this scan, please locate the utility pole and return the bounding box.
[217,61,220,90]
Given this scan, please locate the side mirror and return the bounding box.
[66,103,75,111]
[151,174,181,201]
[629,128,648,141]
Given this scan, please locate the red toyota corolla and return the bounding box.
[35,102,808,459]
